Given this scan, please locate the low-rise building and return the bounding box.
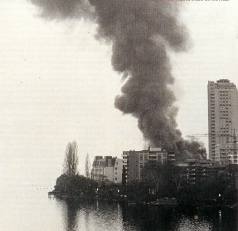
[91,156,105,181]
[215,143,238,165]
[91,156,123,184]
[176,159,226,185]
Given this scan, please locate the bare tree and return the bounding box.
[85,153,90,178]
[63,141,79,177]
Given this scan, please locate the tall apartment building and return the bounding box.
[122,147,172,183]
[208,79,238,164]
[91,156,123,184]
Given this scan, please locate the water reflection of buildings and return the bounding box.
[120,203,226,231]
[54,197,237,231]
[60,200,126,231]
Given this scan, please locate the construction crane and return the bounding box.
[186,134,209,141]
[186,130,238,163]
[186,129,238,143]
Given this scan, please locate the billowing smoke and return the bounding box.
[176,140,207,160]
[30,0,206,157]
[30,0,94,20]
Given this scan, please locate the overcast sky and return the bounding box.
[0,0,238,187]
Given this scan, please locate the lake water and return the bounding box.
[0,184,237,231]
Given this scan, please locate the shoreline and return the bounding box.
[48,190,238,210]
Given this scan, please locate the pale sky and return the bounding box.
[0,0,237,187]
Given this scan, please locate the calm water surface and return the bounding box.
[0,185,237,231]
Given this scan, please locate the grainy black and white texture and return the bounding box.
[30,0,205,156]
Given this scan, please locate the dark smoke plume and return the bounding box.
[30,0,206,157]
[30,0,94,20]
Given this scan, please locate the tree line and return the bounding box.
[53,141,238,207]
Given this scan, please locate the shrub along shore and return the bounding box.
[49,164,238,209]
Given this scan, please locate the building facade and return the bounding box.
[176,159,226,185]
[113,158,123,184]
[215,143,238,165]
[91,156,105,181]
[122,147,170,183]
[208,79,238,163]
[91,156,123,184]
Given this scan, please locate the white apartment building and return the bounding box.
[208,79,238,163]
[91,156,123,183]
